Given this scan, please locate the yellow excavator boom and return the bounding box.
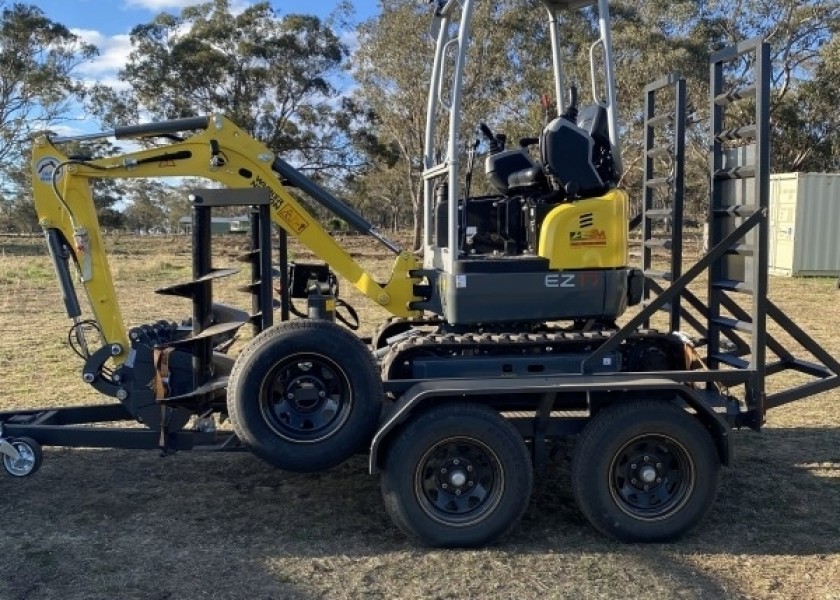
[30,115,421,363]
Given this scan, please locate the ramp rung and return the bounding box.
[714,165,756,180]
[710,353,750,369]
[712,205,761,217]
[644,269,672,281]
[711,316,753,334]
[714,85,757,106]
[712,279,754,294]
[646,113,673,127]
[645,177,672,188]
[645,208,673,218]
[714,124,757,143]
[643,238,672,250]
[646,146,672,159]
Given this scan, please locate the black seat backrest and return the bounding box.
[577,102,617,187]
[541,115,604,197]
[577,102,609,141]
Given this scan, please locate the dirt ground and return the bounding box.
[0,234,837,600]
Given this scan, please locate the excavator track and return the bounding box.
[380,324,688,381]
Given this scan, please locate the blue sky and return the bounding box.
[30,1,378,37]
[27,0,377,130]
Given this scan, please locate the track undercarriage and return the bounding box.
[379,320,688,382]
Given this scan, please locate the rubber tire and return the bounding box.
[227,320,383,473]
[381,403,533,547]
[3,437,43,477]
[571,400,719,542]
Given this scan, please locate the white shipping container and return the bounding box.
[768,172,840,277]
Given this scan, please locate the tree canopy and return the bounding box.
[4,0,840,234]
[92,0,350,171]
[348,0,840,228]
[0,2,96,230]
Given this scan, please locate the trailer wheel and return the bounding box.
[227,320,382,472]
[572,400,719,542]
[3,437,43,477]
[381,403,532,547]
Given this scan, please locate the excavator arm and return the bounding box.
[31,115,421,364]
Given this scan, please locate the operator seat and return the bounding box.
[485,101,616,200]
[485,147,546,193]
[541,102,613,198]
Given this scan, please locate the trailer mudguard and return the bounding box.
[369,376,733,473]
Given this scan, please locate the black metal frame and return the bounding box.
[0,404,239,451]
[185,187,275,334]
[591,38,840,426]
[641,74,686,332]
[657,39,840,415]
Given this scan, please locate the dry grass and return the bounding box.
[0,234,838,600]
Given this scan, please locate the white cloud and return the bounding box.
[48,124,88,138]
[81,76,133,92]
[123,0,251,12]
[340,29,360,56]
[71,29,106,46]
[72,29,133,81]
[124,0,204,9]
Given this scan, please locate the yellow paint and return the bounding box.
[537,188,629,269]
[31,115,422,366]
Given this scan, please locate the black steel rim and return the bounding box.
[414,436,504,527]
[259,353,352,443]
[609,434,695,521]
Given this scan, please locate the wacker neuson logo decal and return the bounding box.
[36,157,61,183]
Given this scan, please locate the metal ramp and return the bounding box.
[585,37,840,429]
[704,37,771,426]
[640,74,686,333]
[705,38,840,419]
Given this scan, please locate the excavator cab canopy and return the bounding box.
[422,0,622,273]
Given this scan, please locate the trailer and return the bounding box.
[1,2,838,547]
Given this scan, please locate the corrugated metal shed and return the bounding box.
[769,173,840,277]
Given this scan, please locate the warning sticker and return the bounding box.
[455,275,467,288]
[277,204,308,234]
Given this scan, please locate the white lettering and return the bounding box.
[545,274,576,288]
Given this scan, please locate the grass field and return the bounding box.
[0,234,838,600]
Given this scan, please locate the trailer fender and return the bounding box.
[668,387,733,467]
[369,376,734,473]
[370,380,455,474]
